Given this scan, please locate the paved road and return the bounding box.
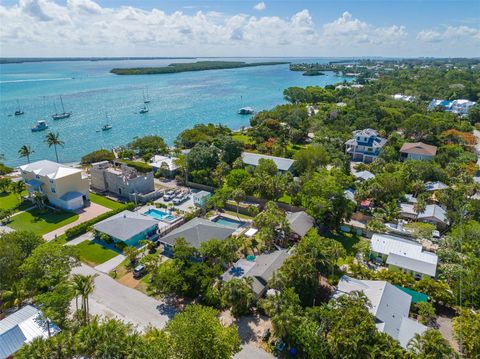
[72,264,174,331]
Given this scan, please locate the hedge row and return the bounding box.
[121,160,154,173]
[65,202,136,240]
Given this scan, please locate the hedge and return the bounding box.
[65,202,136,240]
[121,160,154,173]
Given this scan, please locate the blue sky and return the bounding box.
[0,0,479,57]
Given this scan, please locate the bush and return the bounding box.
[81,149,115,165]
[121,160,154,173]
[115,241,127,251]
[65,203,135,239]
[0,163,13,175]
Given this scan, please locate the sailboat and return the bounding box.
[139,103,149,114]
[14,100,24,116]
[51,96,71,120]
[143,87,151,104]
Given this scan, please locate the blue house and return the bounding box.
[345,129,387,163]
[93,210,158,246]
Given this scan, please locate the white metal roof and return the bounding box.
[335,276,425,349]
[241,152,295,172]
[371,233,438,276]
[149,155,179,171]
[19,160,82,180]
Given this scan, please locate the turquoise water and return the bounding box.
[144,208,175,221]
[0,57,352,166]
[212,215,246,228]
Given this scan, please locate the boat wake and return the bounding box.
[0,77,74,84]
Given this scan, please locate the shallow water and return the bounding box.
[0,57,352,166]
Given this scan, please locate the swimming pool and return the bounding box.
[144,209,176,222]
[212,216,246,229]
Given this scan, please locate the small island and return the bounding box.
[110,60,289,75]
[302,70,325,76]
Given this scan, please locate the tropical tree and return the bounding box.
[71,274,97,324]
[221,277,256,316]
[44,132,64,162]
[10,181,25,201]
[18,145,35,164]
[407,329,457,358]
[232,188,246,219]
[124,246,140,266]
[453,309,480,358]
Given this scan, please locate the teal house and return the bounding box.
[93,210,158,246]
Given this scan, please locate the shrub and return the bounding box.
[80,149,115,165]
[115,241,127,251]
[121,160,154,173]
[65,203,135,239]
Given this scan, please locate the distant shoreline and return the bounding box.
[0,57,196,65]
[110,61,290,75]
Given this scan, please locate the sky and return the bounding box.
[0,0,479,58]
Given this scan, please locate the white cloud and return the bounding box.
[254,2,266,11]
[417,25,480,43]
[322,11,407,46]
[0,1,477,57]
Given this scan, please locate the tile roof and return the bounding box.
[400,142,437,156]
[159,218,235,248]
[241,152,295,172]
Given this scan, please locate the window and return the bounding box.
[36,175,40,179]
[51,187,56,193]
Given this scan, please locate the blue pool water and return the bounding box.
[212,216,246,229]
[0,57,353,166]
[144,208,175,222]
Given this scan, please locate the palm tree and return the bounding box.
[71,274,97,324]
[11,181,25,201]
[44,132,64,162]
[18,145,34,164]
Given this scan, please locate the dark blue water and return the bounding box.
[0,57,351,166]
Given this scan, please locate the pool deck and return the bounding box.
[208,212,252,237]
[136,205,183,228]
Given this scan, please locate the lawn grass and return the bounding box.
[75,240,118,266]
[232,133,255,145]
[325,231,362,255]
[223,209,254,220]
[8,208,79,235]
[0,191,30,211]
[89,193,125,210]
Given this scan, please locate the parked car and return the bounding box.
[164,194,174,201]
[133,264,146,279]
[173,196,187,205]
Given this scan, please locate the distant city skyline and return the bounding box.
[0,0,479,57]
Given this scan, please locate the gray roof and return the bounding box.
[418,204,447,224]
[241,152,295,172]
[0,305,59,359]
[335,276,425,349]
[286,211,314,237]
[424,181,448,191]
[386,253,437,277]
[354,170,375,181]
[221,250,290,296]
[397,317,428,348]
[159,218,235,248]
[93,210,158,241]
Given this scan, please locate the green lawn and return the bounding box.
[89,193,125,210]
[8,209,79,235]
[232,133,255,145]
[75,240,118,266]
[0,191,30,211]
[223,210,254,220]
[325,231,362,255]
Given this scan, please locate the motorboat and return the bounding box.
[238,106,255,115]
[102,124,112,131]
[31,120,48,132]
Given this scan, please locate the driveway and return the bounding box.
[94,254,126,274]
[44,203,110,241]
[71,264,174,331]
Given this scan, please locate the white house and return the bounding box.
[241,152,295,172]
[345,129,387,163]
[334,276,427,349]
[370,233,438,278]
[451,99,476,115]
[20,160,89,211]
[0,305,60,359]
[392,94,415,102]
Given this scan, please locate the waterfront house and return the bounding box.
[192,190,212,208]
[20,160,89,211]
[370,233,438,278]
[241,152,295,172]
[334,276,427,349]
[159,218,235,254]
[285,211,314,239]
[428,99,476,115]
[149,155,179,177]
[0,305,60,359]
[93,210,158,246]
[90,161,160,203]
[221,249,290,297]
[345,129,387,163]
[400,142,437,161]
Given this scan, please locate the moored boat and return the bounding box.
[238,106,255,115]
[31,120,48,132]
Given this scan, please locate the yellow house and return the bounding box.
[20,160,89,211]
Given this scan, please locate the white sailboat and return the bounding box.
[52,96,71,120]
